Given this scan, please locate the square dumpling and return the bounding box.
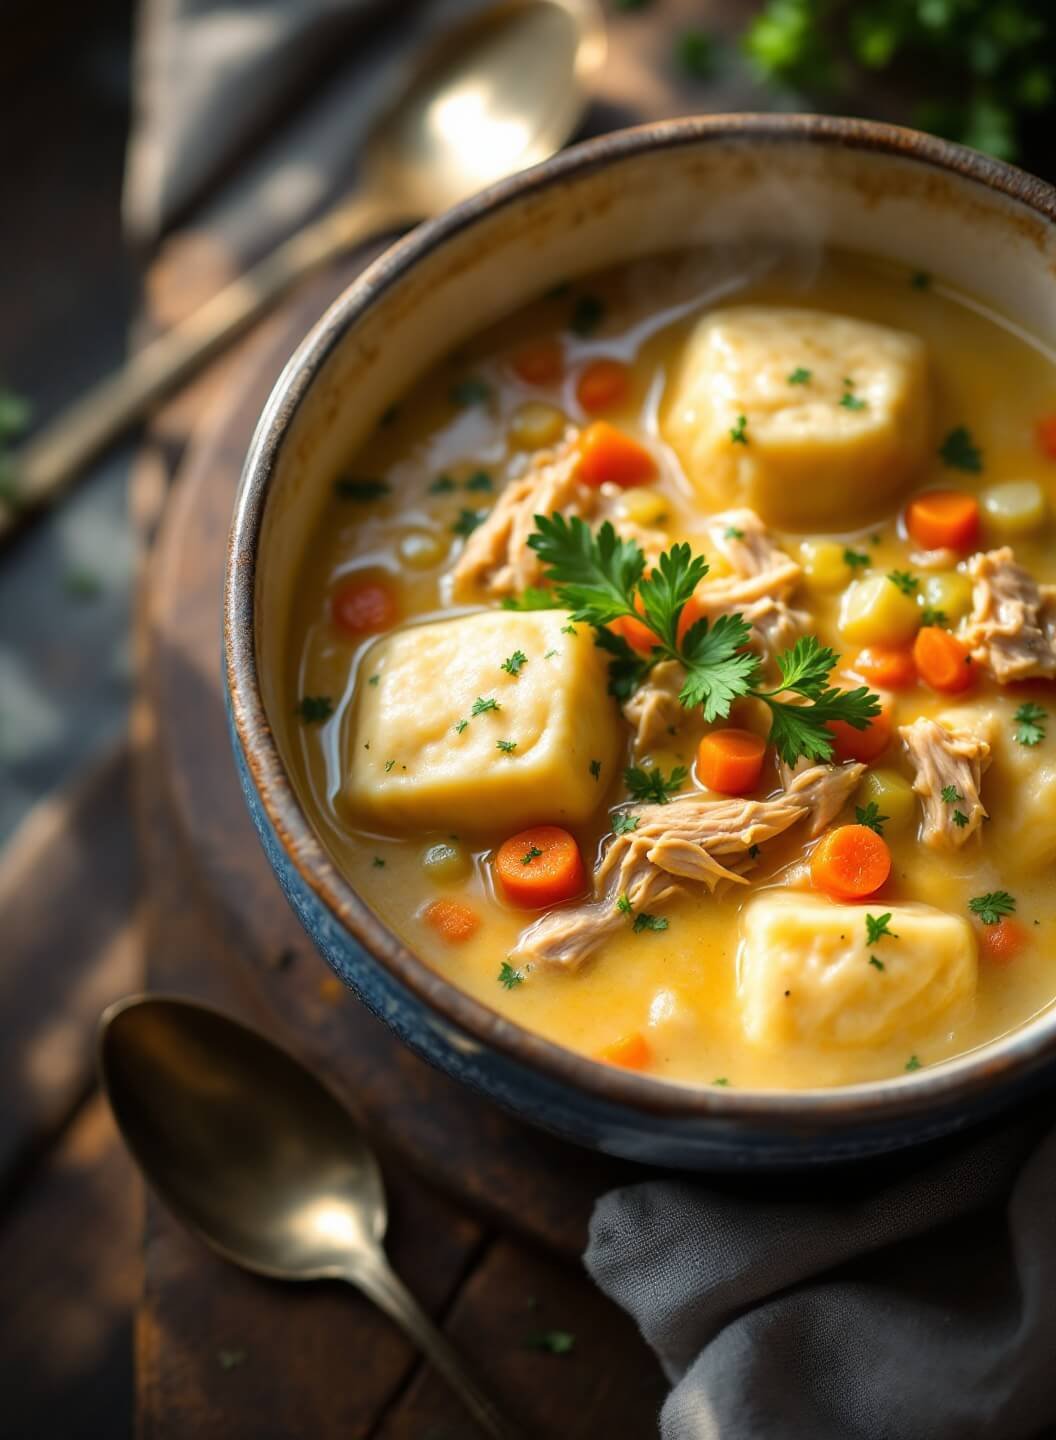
[348,610,620,832]
[664,306,930,529]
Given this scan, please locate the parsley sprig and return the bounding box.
[969,891,1016,925]
[528,516,879,766]
[1014,702,1047,747]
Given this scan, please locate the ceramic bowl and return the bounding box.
[225,115,1056,1169]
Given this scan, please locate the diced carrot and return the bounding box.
[697,728,767,795]
[423,898,480,943]
[574,421,657,489]
[1036,415,1056,460]
[576,358,631,414]
[852,645,917,691]
[332,574,399,636]
[905,490,980,553]
[827,694,893,764]
[608,613,657,655]
[494,825,587,909]
[810,824,891,900]
[913,626,975,694]
[510,337,563,386]
[978,916,1030,966]
[596,1032,651,1070]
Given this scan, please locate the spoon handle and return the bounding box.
[346,1256,524,1440]
[4,189,407,539]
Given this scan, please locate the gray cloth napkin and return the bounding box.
[586,1111,1056,1439]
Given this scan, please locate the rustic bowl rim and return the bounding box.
[226,113,1056,1128]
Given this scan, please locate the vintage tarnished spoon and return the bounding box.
[99,994,525,1440]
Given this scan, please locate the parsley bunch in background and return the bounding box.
[0,388,29,505]
[744,0,1055,163]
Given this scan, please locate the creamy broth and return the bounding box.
[283,250,1056,1089]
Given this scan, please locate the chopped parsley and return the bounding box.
[969,891,1016,925]
[624,764,688,804]
[335,477,389,501]
[498,962,524,990]
[454,719,468,734]
[465,470,493,492]
[855,801,888,835]
[729,414,749,445]
[887,569,919,596]
[0,388,30,438]
[839,387,866,411]
[500,586,560,611]
[450,377,491,406]
[521,845,543,865]
[787,367,812,385]
[920,607,949,628]
[748,843,761,860]
[501,650,527,677]
[910,271,931,291]
[569,294,604,336]
[472,695,501,716]
[590,758,602,780]
[843,548,870,570]
[905,1055,922,1072]
[496,739,517,753]
[372,856,386,869]
[384,759,395,773]
[868,955,885,971]
[952,810,970,829]
[544,648,558,659]
[865,912,898,945]
[612,812,639,835]
[675,28,714,78]
[452,508,485,538]
[713,1077,730,1086]
[561,623,578,635]
[368,673,380,686]
[724,525,745,540]
[295,695,333,723]
[1013,702,1047,747]
[940,785,962,805]
[527,515,880,765]
[429,474,456,494]
[616,894,633,914]
[633,912,670,934]
[939,426,983,473]
[526,1330,575,1354]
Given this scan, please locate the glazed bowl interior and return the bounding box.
[237,116,1056,1125]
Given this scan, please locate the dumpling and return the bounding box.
[664,306,930,529]
[738,892,976,1051]
[347,610,620,831]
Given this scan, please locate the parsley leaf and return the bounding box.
[678,612,759,721]
[500,586,561,611]
[969,891,1016,925]
[612,812,639,835]
[787,367,812,385]
[939,426,983,473]
[724,524,746,540]
[501,650,527,677]
[905,1055,921,1072]
[855,801,888,835]
[910,271,931,291]
[868,955,885,971]
[865,912,898,945]
[472,696,501,716]
[953,810,969,828]
[452,508,485,538]
[888,570,919,596]
[616,894,633,914]
[454,719,468,734]
[839,390,866,411]
[843,547,869,570]
[920,607,949,628]
[590,758,602,780]
[428,474,456,494]
[1014,702,1047,747]
[521,846,543,865]
[498,962,524,989]
[637,541,711,650]
[633,912,670,934]
[529,515,647,627]
[729,413,749,445]
[335,477,389,501]
[940,785,962,804]
[624,765,687,804]
[496,739,517,753]
[465,470,493,492]
[295,695,333,723]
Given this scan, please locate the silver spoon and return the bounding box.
[98,994,525,1440]
[7,0,605,538]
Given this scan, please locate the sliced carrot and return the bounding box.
[608,613,657,655]
[596,1032,651,1070]
[978,916,1030,966]
[913,625,975,694]
[852,645,917,691]
[810,824,891,900]
[574,421,657,489]
[827,695,893,764]
[332,574,399,636]
[423,898,480,943]
[697,728,767,795]
[510,337,563,386]
[576,358,631,414]
[905,490,980,552]
[494,825,586,909]
[1036,415,1056,460]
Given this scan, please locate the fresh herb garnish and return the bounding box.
[843,548,870,570]
[920,607,949,628]
[868,955,885,971]
[372,856,386,868]
[939,426,983,473]
[570,294,604,336]
[865,912,898,945]
[472,695,501,716]
[368,673,380,686]
[544,649,558,659]
[748,843,761,859]
[969,891,1016,925]
[624,764,688,805]
[724,525,745,539]
[526,1330,575,1354]
[295,695,333,723]
[855,801,888,835]
[729,414,749,445]
[454,719,469,734]
[384,759,395,773]
[465,470,493,492]
[0,388,30,438]
[496,739,517,753]
[501,650,527,677]
[521,845,543,865]
[910,272,931,291]
[1014,702,1047,747]
[953,810,969,828]
[528,516,880,765]
[676,28,714,78]
[839,386,866,410]
[940,785,962,804]
[500,586,560,611]
[452,508,485,538]
[450,377,490,406]
[905,1055,921,1072]
[590,758,602,780]
[335,477,389,501]
[633,912,670,934]
[429,474,456,494]
[713,1077,730,1086]
[612,812,639,835]
[616,894,633,914]
[787,367,812,385]
[498,961,524,989]
[561,623,578,635]
[888,570,919,596]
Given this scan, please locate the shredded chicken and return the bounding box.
[510,766,848,971]
[692,508,809,659]
[778,760,866,837]
[900,716,992,848]
[960,547,1056,683]
[620,659,686,756]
